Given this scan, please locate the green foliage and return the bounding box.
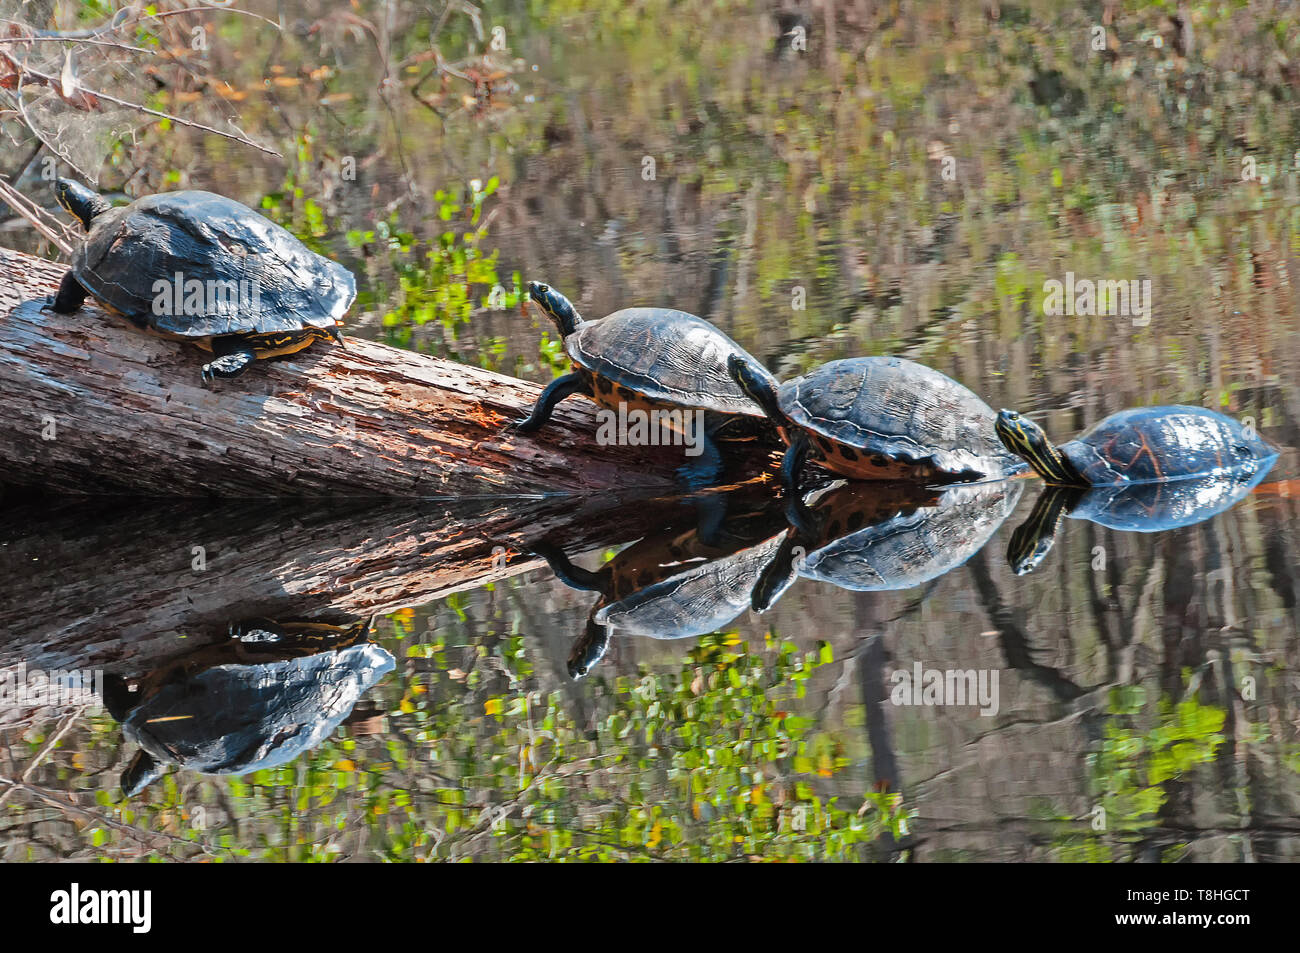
[50,626,907,862]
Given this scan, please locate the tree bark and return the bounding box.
[0,247,772,497]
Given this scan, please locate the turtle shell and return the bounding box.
[778,357,1021,480]
[596,532,788,639]
[568,308,771,416]
[1060,405,1277,485]
[792,479,1023,593]
[72,191,356,337]
[582,494,790,638]
[1067,455,1276,531]
[120,642,393,783]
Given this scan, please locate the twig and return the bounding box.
[140,5,284,32]
[3,52,280,157]
[0,36,158,55]
[0,775,227,859]
[91,83,281,159]
[0,178,74,254]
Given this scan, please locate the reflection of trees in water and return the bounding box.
[0,482,1296,860]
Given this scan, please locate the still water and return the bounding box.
[2,2,1300,861]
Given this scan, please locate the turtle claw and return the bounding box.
[511,417,540,435]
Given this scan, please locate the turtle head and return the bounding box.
[995,409,1087,485]
[53,178,110,231]
[567,619,610,680]
[1006,485,1085,575]
[727,354,784,424]
[527,281,584,337]
[1006,508,1059,575]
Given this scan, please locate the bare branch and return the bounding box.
[1,50,281,157]
[0,178,74,254]
[0,37,159,55]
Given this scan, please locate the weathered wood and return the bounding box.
[0,488,736,725]
[0,247,772,497]
[0,485,780,665]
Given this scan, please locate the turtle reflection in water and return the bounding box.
[751,479,1025,611]
[103,616,394,796]
[532,494,790,678]
[1006,456,1278,575]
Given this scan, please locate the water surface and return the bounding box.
[2,1,1300,861]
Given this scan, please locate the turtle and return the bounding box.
[101,615,394,796]
[530,489,789,678]
[751,478,1024,612]
[1005,454,1278,575]
[50,178,355,381]
[517,281,779,484]
[993,405,1277,487]
[727,355,1023,495]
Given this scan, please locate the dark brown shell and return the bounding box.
[72,191,355,337]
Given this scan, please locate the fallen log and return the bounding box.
[0,247,773,497]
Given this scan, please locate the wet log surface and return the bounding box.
[0,247,775,497]
[0,489,743,684]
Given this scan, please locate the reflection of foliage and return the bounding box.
[1094,686,1226,820]
[41,630,909,861]
[400,633,903,861]
[1053,685,1226,862]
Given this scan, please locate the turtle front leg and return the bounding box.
[530,541,605,591]
[201,337,258,382]
[515,372,590,433]
[49,272,88,314]
[779,431,811,495]
[121,749,167,797]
